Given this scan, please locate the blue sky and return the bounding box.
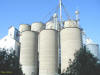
[0,0,100,45]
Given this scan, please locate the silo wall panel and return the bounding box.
[39,30,58,75]
[61,27,82,73]
[20,31,38,75]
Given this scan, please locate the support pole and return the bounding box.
[59,0,63,28]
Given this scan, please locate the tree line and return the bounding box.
[0,48,23,75]
[61,46,100,75]
[0,46,100,75]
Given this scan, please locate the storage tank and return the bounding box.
[86,44,99,58]
[19,24,31,42]
[61,20,82,73]
[39,22,58,75]
[86,39,99,59]
[31,22,45,32]
[20,31,38,75]
[31,22,45,75]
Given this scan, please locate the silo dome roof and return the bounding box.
[46,21,55,29]
[64,20,78,28]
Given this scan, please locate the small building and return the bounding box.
[0,26,20,57]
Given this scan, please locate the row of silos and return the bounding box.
[19,20,82,75]
[19,23,44,75]
[19,22,58,75]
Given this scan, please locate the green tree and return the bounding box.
[0,48,23,75]
[62,46,100,75]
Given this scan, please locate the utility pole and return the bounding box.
[59,0,63,28]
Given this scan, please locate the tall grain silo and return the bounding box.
[20,31,38,75]
[31,22,45,75]
[61,20,82,73]
[19,24,31,42]
[39,21,58,75]
[86,38,99,59]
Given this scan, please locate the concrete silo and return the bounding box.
[20,31,38,75]
[31,22,45,75]
[31,22,45,53]
[39,21,58,75]
[60,20,82,73]
[86,38,99,59]
[19,24,31,42]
